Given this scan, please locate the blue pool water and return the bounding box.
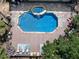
[19,12,58,32]
[32,7,44,13]
[19,7,58,32]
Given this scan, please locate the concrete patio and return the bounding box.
[10,3,72,52]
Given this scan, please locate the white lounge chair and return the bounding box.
[16,44,30,55]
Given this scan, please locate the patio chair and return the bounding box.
[16,44,30,55]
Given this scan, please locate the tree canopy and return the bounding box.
[42,15,79,59]
[0,46,9,59]
[0,16,10,43]
[42,33,79,59]
[0,18,7,35]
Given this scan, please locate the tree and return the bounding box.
[0,17,10,43]
[73,15,79,32]
[42,33,79,59]
[0,46,9,59]
[56,33,79,59]
[42,40,61,59]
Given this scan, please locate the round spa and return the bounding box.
[31,7,46,16]
[18,7,58,32]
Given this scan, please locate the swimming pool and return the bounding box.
[18,7,58,32]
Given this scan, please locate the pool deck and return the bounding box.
[10,3,72,52]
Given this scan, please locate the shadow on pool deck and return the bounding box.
[10,2,72,12]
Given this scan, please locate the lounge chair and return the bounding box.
[16,44,30,55]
